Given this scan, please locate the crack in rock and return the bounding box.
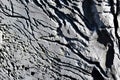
[0,0,119,80]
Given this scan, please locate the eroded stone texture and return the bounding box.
[0,0,119,80]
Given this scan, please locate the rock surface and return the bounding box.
[0,0,119,80]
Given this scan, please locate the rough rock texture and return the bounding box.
[0,0,120,80]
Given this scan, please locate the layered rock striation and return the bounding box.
[0,0,119,80]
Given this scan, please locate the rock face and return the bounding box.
[0,0,120,80]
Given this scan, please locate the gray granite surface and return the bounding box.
[0,0,120,80]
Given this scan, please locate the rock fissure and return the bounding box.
[0,0,120,80]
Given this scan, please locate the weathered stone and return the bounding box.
[0,0,119,80]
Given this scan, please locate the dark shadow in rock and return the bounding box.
[97,29,114,69]
[25,0,29,3]
[54,0,62,8]
[0,49,2,52]
[82,0,97,31]
[92,67,104,80]
[97,29,112,46]
[105,45,114,68]
[61,0,69,6]
[31,72,35,76]
[83,0,115,78]
[25,67,29,70]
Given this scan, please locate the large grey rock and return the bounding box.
[0,0,119,80]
